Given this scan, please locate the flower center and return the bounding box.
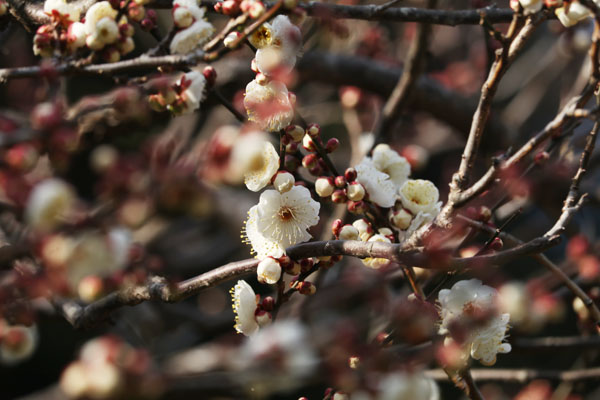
[278,206,294,221]
[248,153,265,173]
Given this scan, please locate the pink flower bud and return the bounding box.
[299,258,314,273]
[347,200,367,214]
[302,153,318,169]
[334,175,346,188]
[249,1,265,18]
[331,189,347,204]
[222,0,239,15]
[308,165,323,176]
[285,124,305,142]
[302,134,317,152]
[261,296,274,311]
[203,66,217,88]
[307,123,320,138]
[285,141,298,153]
[344,167,357,182]
[326,138,339,153]
[331,218,343,237]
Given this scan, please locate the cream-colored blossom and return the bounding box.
[231,280,259,336]
[555,1,592,27]
[378,373,440,400]
[230,135,279,192]
[398,179,441,215]
[362,234,391,269]
[25,178,75,232]
[273,171,295,193]
[95,17,119,45]
[438,279,511,366]
[254,185,320,250]
[84,2,117,36]
[245,205,286,258]
[352,218,373,241]
[355,158,397,208]
[68,22,87,49]
[244,79,294,132]
[254,15,302,76]
[372,144,410,189]
[169,19,214,54]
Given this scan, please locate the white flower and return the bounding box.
[352,218,373,241]
[181,70,207,112]
[0,321,38,365]
[518,0,543,14]
[470,313,512,366]
[231,280,259,336]
[315,177,334,197]
[438,279,511,366]
[556,2,592,27]
[273,171,295,193]
[95,17,119,45]
[253,16,302,76]
[257,257,282,284]
[174,0,206,20]
[230,135,279,192]
[244,79,294,132]
[169,19,214,54]
[398,179,441,216]
[66,229,132,289]
[255,185,320,250]
[68,22,87,49]
[245,205,286,258]
[378,373,440,400]
[44,0,80,21]
[25,178,75,232]
[355,158,397,208]
[362,234,391,269]
[236,320,317,394]
[84,2,117,36]
[339,225,359,240]
[372,144,411,189]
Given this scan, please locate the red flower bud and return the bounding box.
[344,167,357,182]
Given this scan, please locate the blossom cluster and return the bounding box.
[170,0,215,54]
[438,279,512,366]
[148,69,210,115]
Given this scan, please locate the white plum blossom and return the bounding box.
[398,179,440,216]
[244,79,294,132]
[231,280,260,336]
[377,372,440,400]
[84,2,117,36]
[372,144,411,189]
[355,158,397,208]
[44,0,81,21]
[0,321,38,365]
[181,70,207,112]
[25,178,75,232]
[555,1,592,27]
[253,15,302,76]
[67,22,87,49]
[230,135,279,192]
[257,257,282,284]
[273,171,295,193]
[438,279,511,366]
[245,185,320,258]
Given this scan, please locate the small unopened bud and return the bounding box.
[297,281,316,295]
[307,123,320,138]
[339,225,359,240]
[278,254,293,270]
[261,296,274,311]
[315,176,335,197]
[331,219,343,237]
[213,1,222,12]
[284,155,300,172]
[391,208,412,230]
[273,171,295,193]
[302,153,318,169]
[309,165,324,176]
[203,66,217,88]
[534,151,550,165]
[344,167,357,182]
[334,175,346,188]
[331,189,347,204]
[299,257,314,273]
[257,257,282,284]
[347,200,368,214]
[302,134,317,152]
[286,125,305,142]
[255,309,272,326]
[490,237,503,251]
[249,1,265,18]
[285,141,298,153]
[224,31,241,48]
[140,17,155,31]
[222,0,239,15]
[346,181,365,201]
[478,206,492,222]
[326,138,339,153]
